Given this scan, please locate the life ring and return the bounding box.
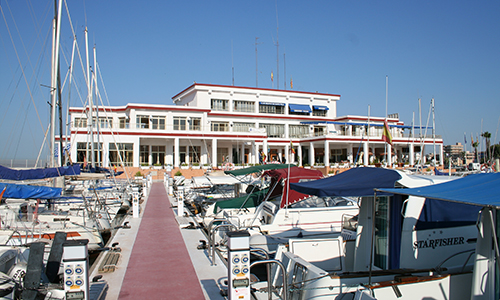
[222,162,234,171]
[480,164,488,171]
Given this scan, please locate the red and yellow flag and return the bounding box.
[382,120,393,145]
[290,141,296,154]
[271,71,274,82]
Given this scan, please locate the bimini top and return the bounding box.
[290,167,402,197]
[224,164,295,177]
[376,172,500,208]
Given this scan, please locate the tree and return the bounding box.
[481,131,492,162]
[472,141,480,163]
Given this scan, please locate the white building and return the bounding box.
[64,83,443,168]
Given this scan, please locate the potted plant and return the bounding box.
[141,163,149,169]
[174,170,182,177]
[181,162,188,169]
[202,163,210,169]
[154,163,162,169]
[134,171,143,179]
[192,162,200,169]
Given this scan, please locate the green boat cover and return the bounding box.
[224,164,295,176]
[213,188,270,213]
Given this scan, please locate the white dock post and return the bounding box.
[133,193,140,218]
[177,190,184,217]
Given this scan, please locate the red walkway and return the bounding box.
[119,182,205,299]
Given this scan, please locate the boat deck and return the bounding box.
[90,181,227,299]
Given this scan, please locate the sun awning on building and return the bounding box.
[312,105,329,111]
[289,104,312,113]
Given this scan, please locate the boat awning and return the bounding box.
[259,101,285,106]
[214,188,269,213]
[0,164,80,181]
[376,173,500,208]
[313,105,329,111]
[289,104,311,113]
[0,183,62,199]
[224,164,295,176]
[290,167,402,197]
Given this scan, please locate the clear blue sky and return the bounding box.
[1,0,499,162]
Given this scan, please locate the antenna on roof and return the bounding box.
[275,0,279,89]
[231,40,234,86]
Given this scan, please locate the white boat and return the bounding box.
[250,167,480,299]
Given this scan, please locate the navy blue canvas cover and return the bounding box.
[0,164,80,181]
[290,167,402,197]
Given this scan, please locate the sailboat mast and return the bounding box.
[432,98,436,164]
[50,0,63,168]
[85,27,95,168]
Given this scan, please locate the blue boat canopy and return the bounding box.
[312,105,329,111]
[290,167,402,197]
[0,183,62,199]
[289,104,311,113]
[0,164,80,181]
[376,173,500,208]
[259,101,285,106]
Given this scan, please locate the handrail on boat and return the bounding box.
[210,223,237,266]
[250,248,272,300]
[250,259,288,300]
[434,248,476,274]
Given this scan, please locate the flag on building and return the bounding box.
[290,77,293,89]
[271,71,274,82]
[464,132,467,145]
[471,133,474,146]
[290,141,296,154]
[382,119,392,145]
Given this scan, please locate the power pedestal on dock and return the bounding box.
[63,239,89,300]
[227,231,251,300]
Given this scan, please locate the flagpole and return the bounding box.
[385,76,388,166]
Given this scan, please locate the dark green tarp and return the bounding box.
[213,188,270,213]
[224,164,295,177]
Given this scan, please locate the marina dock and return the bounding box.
[90,181,227,299]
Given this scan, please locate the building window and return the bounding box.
[289,125,309,138]
[136,115,149,129]
[189,118,201,131]
[152,145,165,165]
[74,118,87,128]
[173,117,187,130]
[312,105,329,117]
[151,116,165,130]
[211,99,229,111]
[233,122,255,132]
[119,117,130,129]
[260,123,285,138]
[259,103,285,114]
[234,100,254,113]
[314,126,326,136]
[179,146,187,164]
[109,143,133,166]
[140,145,149,165]
[76,142,103,166]
[189,146,201,164]
[313,109,327,117]
[96,117,113,129]
[211,121,229,132]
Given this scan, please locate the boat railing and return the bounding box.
[250,259,288,300]
[210,223,238,266]
[250,248,272,300]
[434,248,476,274]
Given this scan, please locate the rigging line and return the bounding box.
[93,83,131,183]
[64,0,91,89]
[0,3,45,130]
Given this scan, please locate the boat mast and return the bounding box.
[50,0,63,168]
[85,27,95,168]
[432,98,436,165]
